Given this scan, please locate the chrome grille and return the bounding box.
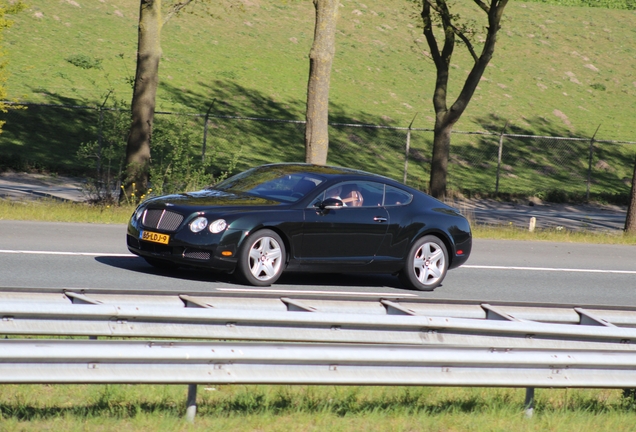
[142,209,184,231]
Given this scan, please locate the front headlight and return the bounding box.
[209,219,227,234]
[189,217,208,233]
[134,205,145,221]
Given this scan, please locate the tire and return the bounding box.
[399,235,448,291]
[144,257,180,271]
[236,229,286,286]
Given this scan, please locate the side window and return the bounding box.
[252,174,322,202]
[383,185,412,206]
[319,181,385,208]
[357,182,384,207]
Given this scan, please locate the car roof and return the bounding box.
[259,162,397,182]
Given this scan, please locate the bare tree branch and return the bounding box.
[425,0,481,62]
[451,24,478,62]
[421,2,442,65]
[164,0,197,24]
[472,0,490,13]
[423,0,443,15]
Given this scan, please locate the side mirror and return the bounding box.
[319,197,344,210]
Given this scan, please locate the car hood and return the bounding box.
[143,189,283,209]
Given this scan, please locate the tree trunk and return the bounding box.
[120,0,163,203]
[305,0,339,165]
[421,0,509,199]
[429,119,453,199]
[625,155,636,233]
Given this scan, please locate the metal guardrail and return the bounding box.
[3,290,636,421]
[2,291,636,348]
[4,340,636,388]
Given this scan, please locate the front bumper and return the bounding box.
[126,221,245,272]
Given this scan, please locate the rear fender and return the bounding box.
[410,229,455,266]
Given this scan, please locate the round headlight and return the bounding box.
[209,219,227,234]
[189,217,208,233]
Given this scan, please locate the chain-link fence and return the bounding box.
[1,103,634,201]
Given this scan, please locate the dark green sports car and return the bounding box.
[127,163,472,290]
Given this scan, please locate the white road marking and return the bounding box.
[464,265,636,275]
[216,288,418,297]
[2,250,634,276]
[0,250,133,257]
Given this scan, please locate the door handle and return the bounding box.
[373,217,387,223]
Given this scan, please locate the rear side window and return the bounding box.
[383,185,412,206]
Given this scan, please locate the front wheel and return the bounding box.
[399,235,448,291]
[236,229,286,286]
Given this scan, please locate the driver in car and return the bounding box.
[325,184,363,207]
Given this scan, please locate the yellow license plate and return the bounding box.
[140,230,170,245]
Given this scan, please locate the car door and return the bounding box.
[299,181,389,265]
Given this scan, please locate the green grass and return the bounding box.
[5,0,635,139]
[473,223,636,244]
[0,198,134,224]
[2,384,636,431]
[1,0,636,200]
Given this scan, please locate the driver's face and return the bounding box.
[327,186,341,197]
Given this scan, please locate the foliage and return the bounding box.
[76,106,241,204]
[147,114,241,197]
[76,98,131,204]
[65,54,103,70]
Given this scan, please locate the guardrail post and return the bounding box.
[524,387,535,418]
[185,384,198,423]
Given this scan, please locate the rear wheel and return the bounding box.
[399,235,448,291]
[236,229,286,286]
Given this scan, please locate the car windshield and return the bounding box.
[211,166,325,203]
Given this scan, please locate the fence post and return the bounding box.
[403,113,418,184]
[97,108,103,180]
[524,387,535,418]
[586,125,601,202]
[202,99,217,162]
[495,121,509,196]
[185,384,198,423]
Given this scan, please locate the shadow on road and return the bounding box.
[94,256,405,289]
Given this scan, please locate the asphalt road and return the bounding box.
[1,220,635,307]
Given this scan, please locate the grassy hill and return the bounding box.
[1,0,635,198]
[4,0,636,137]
